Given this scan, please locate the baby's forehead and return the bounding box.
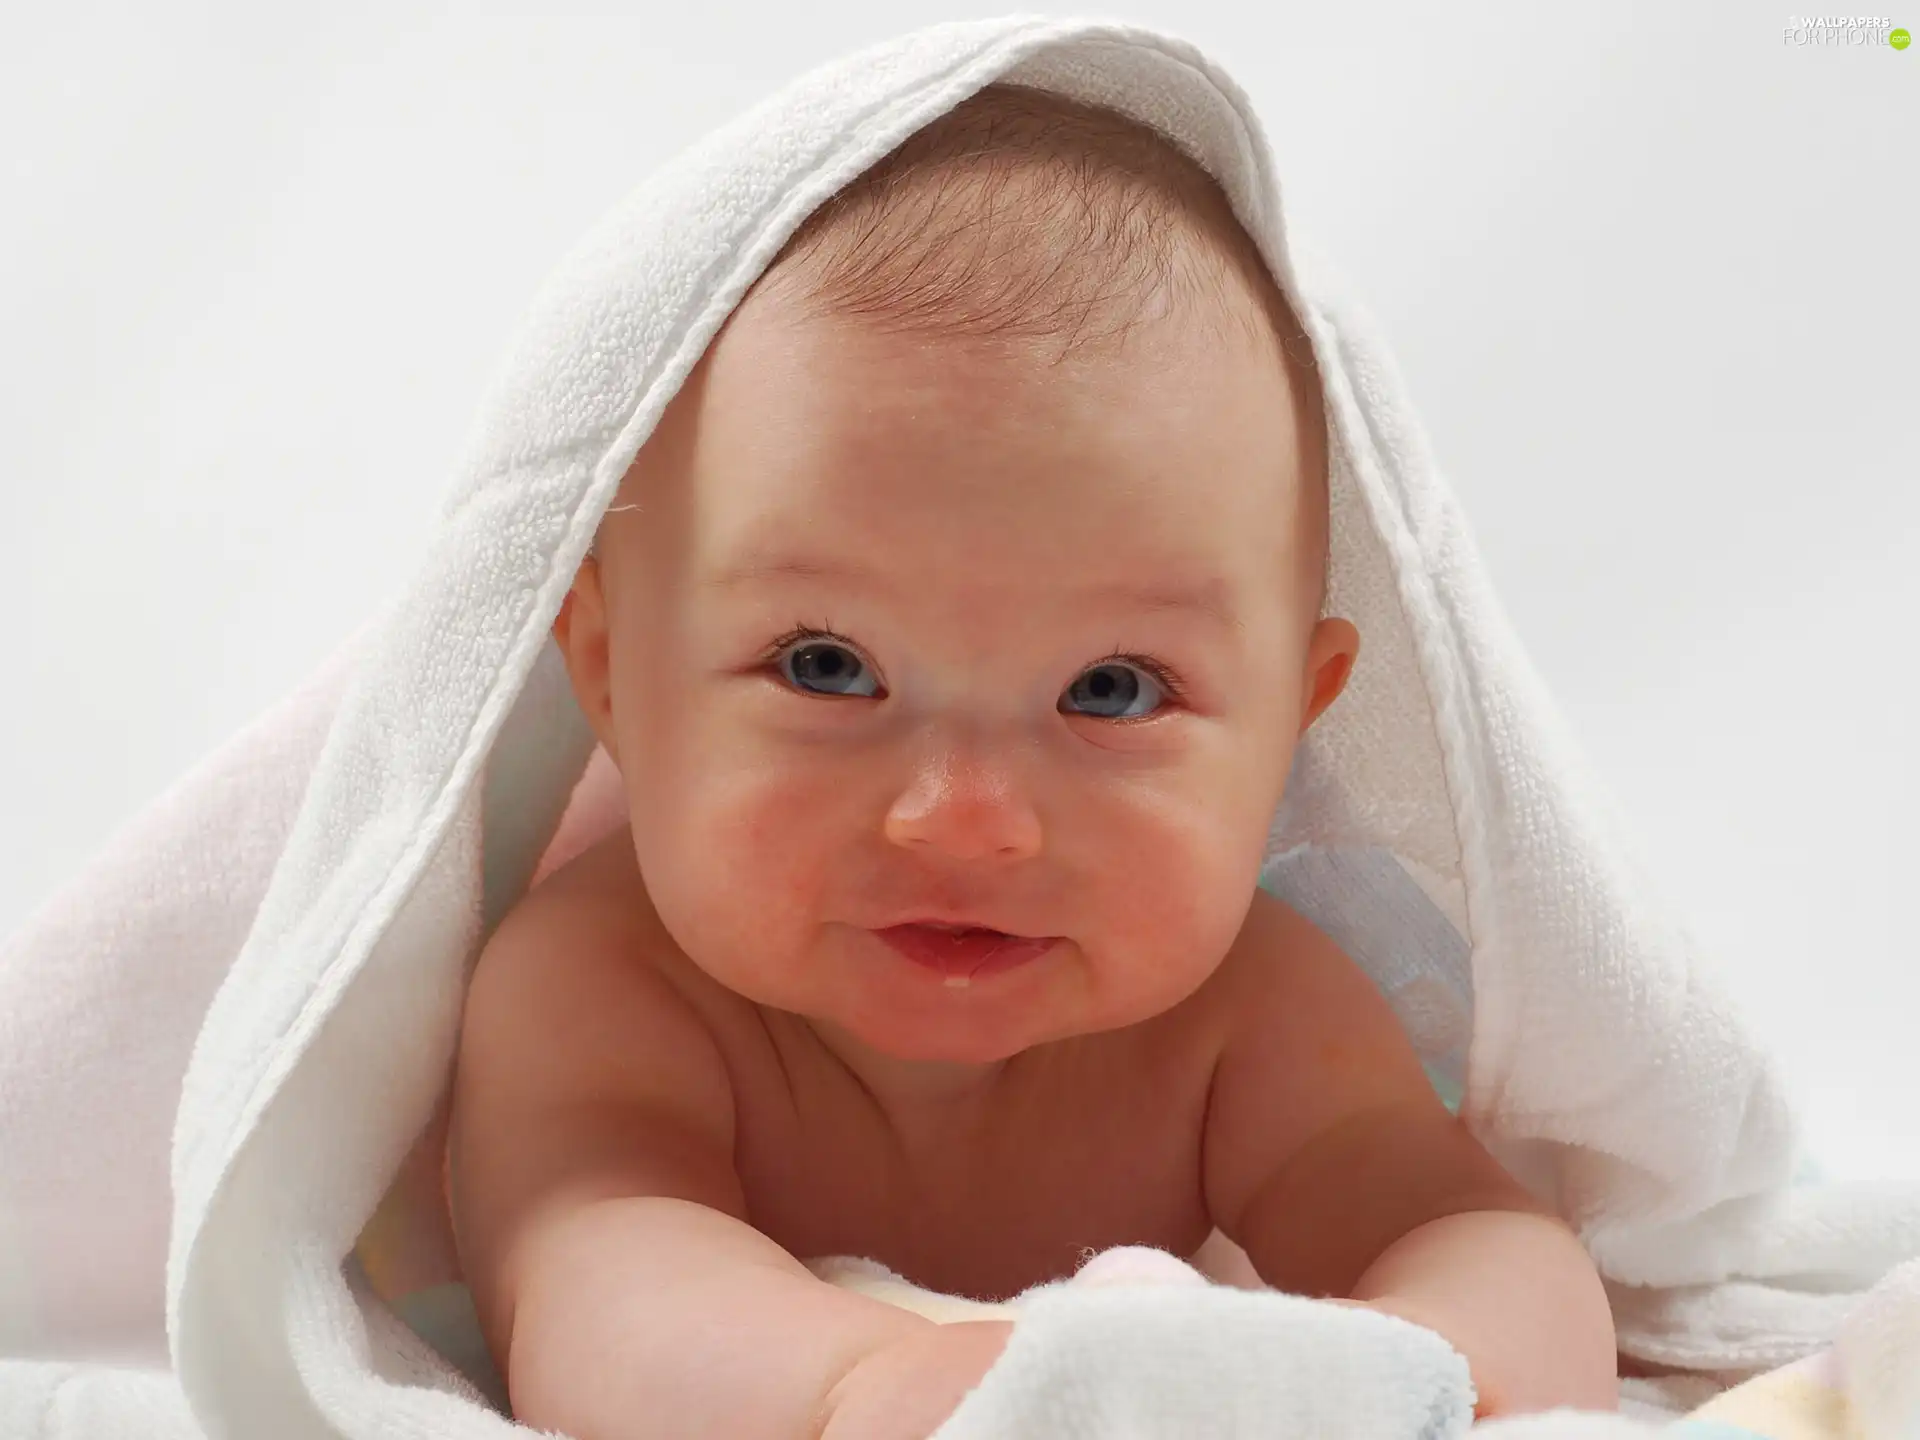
[609,322,1322,607]
[617,303,1321,621]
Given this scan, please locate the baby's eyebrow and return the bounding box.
[705,555,859,590]
[705,552,1241,631]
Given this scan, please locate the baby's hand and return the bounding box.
[821,1319,1016,1440]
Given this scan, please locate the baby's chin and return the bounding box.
[790,929,1184,1067]
[812,1005,1095,1071]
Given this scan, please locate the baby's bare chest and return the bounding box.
[720,1022,1220,1302]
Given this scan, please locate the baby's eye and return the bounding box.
[1058,661,1167,720]
[777,638,881,698]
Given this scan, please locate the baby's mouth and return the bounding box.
[871,922,1058,986]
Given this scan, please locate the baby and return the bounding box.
[446,84,1619,1439]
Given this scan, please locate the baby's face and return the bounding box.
[561,282,1351,1067]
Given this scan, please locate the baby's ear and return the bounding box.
[549,559,590,656]
[551,559,619,763]
[1298,618,1360,734]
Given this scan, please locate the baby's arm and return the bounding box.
[449,859,1007,1440]
[1202,892,1617,1417]
[499,1195,1011,1440]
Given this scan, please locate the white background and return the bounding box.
[3,4,1915,1178]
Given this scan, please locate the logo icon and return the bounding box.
[1782,16,1911,46]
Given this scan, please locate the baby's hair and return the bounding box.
[602,83,1329,610]
[759,83,1316,375]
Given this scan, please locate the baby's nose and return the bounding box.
[882,749,1042,862]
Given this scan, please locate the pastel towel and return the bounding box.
[1659,1254,1920,1440]
[3,12,1919,1438]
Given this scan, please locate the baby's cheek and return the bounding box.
[1092,827,1255,992]
[641,776,837,975]
[1115,773,1265,907]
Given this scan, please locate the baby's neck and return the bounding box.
[803,1015,1028,1134]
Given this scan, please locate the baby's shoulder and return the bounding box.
[486,831,693,992]
[1200,887,1385,1042]
[456,829,741,1144]
[461,831,733,1098]
[1201,885,1435,1119]
[483,839,813,1114]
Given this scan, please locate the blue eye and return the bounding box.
[1059,661,1166,719]
[778,638,880,697]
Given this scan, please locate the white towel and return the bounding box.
[3,14,1916,1438]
